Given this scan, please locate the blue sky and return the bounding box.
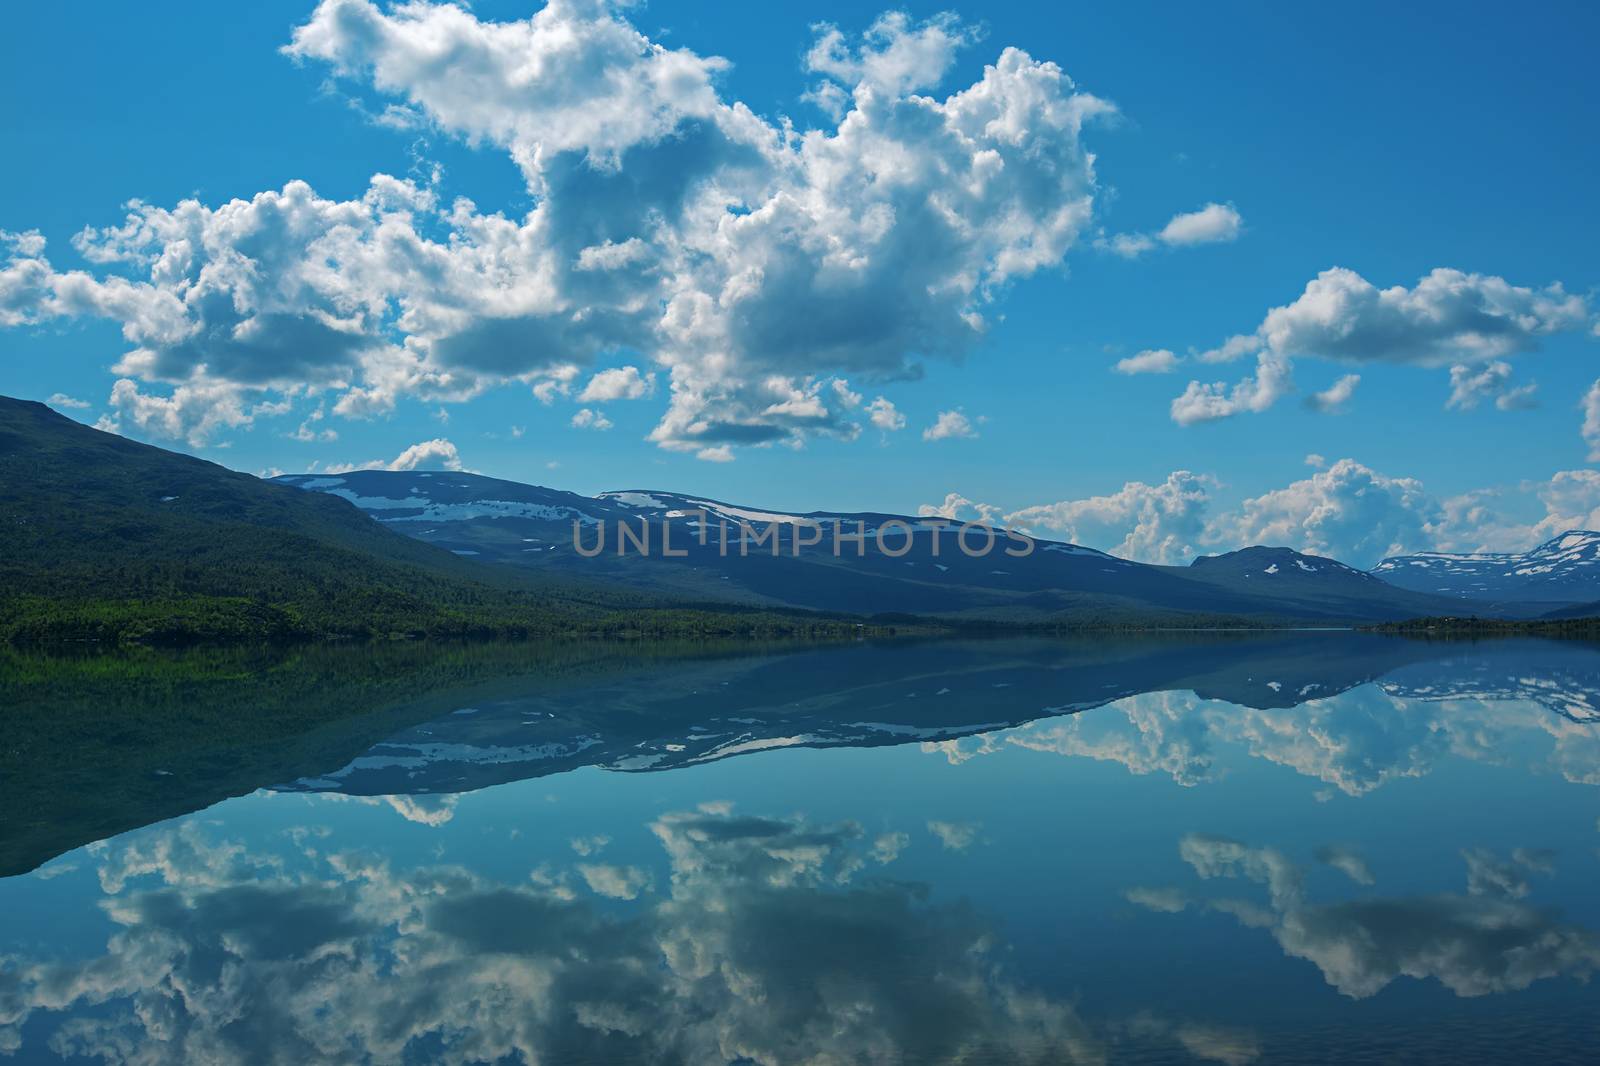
[3,0,1598,566]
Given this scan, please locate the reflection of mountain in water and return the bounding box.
[7,634,1600,878]
[1379,643,1600,723]
[280,635,1600,800]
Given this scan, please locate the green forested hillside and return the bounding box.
[0,397,869,644]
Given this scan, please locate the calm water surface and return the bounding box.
[1,634,1597,1063]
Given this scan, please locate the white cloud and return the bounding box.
[96,378,285,447]
[1097,232,1156,259]
[1446,360,1537,411]
[2,3,1125,458]
[1215,459,1440,566]
[1169,351,1292,426]
[866,396,906,432]
[917,492,1003,524]
[1114,348,1179,375]
[695,444,734,463]
[533,366,580,405]
[805,12,979,103]
[1157,202,1243,246]
[570,408,613,431]
[1583,380,1600,460]
[830,378,863,409]
[288,405,338,442]
[389,438,463,471]
[1172,267,1588,424]
[1099,202,1242,258]
[923,409,977,441]
[326,437,464,473]
[1005,471,1215,564]
[1306,373,1359,413]
[1531,469,1600,536]
[1000,457,1600,565]
[47,392,90,409]
[578,365,654,403]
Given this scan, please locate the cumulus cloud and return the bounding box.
[998,455,1600,564]
[1305,373,1359,413]
[1100,202,1243,258]
[1171,267,1588,424]
[1215,458,1441,567]
[923,409,978,441]
[1005,471,1215,564]
[1446,361,1537,411]
[1169,351,1291,426]
[1114,348,1180,375]
[288,404,338,442]
[570,408,613,431]
[695,444,734,463]
[47,392,90,409]
[1583,380,1600,460]
[577,365,654,403]
[0,2,1143,457]
[96,378,289,447]
[917,492,1004,524]
[866,396,906,432]
[326,437,464,473]
[1158,202,1243,246]
[1532,469,1600,536]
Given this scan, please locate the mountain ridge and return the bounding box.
[0,397,870,645]
[275,469,1505,624]
[1372,531,1600,604]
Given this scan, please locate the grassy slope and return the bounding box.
[0,397,873,644]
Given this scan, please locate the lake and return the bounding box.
[1,633,1597,1063]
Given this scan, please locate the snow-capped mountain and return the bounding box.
[1371,531,1600,604]
[272,470,1499,623]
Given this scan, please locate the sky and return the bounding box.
[3,0,1599,567]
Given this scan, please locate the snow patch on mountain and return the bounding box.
[1371,530,1600,603]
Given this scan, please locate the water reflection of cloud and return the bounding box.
[2,811,1111,1064]
[926,820,982,852]
[1128,834,1600,1000]
[929,683,1600,796]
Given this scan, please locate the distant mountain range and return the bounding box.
[5,390,1592,641]
[0,396,854,645]
[272,469,1550,624]
[1373,532,1600,605]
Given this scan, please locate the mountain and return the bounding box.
[1371,531,1600,605]
[274,470,1488,624]
[0,397,852,645]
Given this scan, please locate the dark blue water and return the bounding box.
[2,635,1596,1063]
